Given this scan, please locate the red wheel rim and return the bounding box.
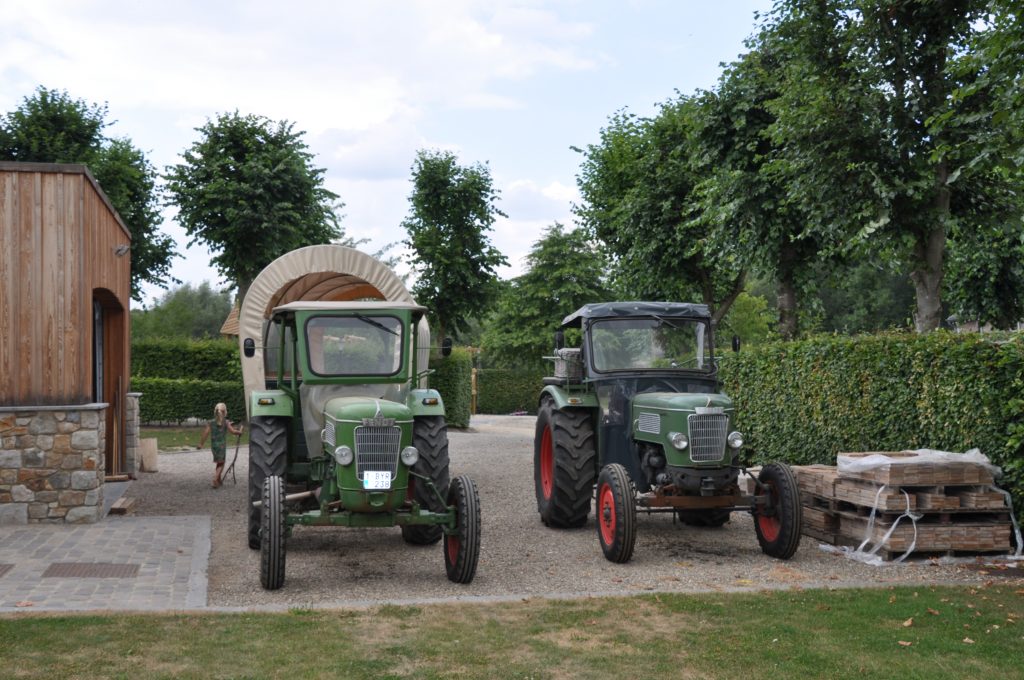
[540,425,553,500]
[758,514,781,542]
[598,483,615,545]
[446,532,459,564]
[758,481,781,541]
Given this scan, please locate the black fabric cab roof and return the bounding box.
[560,301,712,328]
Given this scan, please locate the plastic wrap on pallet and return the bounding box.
[837,448,1002,478]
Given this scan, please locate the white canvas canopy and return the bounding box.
[237,245,431,416]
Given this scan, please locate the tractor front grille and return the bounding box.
[687,412,728,462]
[354,425,401,481]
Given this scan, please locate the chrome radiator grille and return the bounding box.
[687,413,728,462]
[354,425,401,480]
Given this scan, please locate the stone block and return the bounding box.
[0,470,16,484]
[59,490,86,506]
[60,453,83,470]
[25,478,47,492]
[65,506,100,523]
[17,435,34,448]
[71,429,99,451]
[28,502,48,519]
[17,468,50,483]
[48,506,68,518]
[65,411,81,424]
[29,413,58,435]
[35,434,54,451]
[57,421,77,434]
[48,471,70,489]
[11,485,33,502]
[34,491,58,503]
[0,450,19,468]
[23,448,45,467]
[2,436,14,448]
[84,488,101,506]
[0,503,28,525]
[53,434,72,453]
[80,411,99,429]
[0,491,11,502]
[71,471,100,490]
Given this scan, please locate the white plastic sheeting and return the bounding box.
[837,448,1003,480]
[237,245,431,417]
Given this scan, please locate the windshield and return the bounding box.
[589,317,710,372]
[305,315,403,377]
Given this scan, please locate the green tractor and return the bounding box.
[243,301,480,589]
[534,302,801,563]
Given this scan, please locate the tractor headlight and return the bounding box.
[333,445,354,466]
[727,431,744,449]
[400,446,419,466]
[668,432,689,450]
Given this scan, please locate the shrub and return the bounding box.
[132,338,241,382]
[429,348,473,428]
[476,369,545,414]
[719,332,1024,521]
[132,377,245,425]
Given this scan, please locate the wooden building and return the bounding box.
[0,162,133,523]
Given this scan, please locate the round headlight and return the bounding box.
[400,446,419,466]
[668,432,689,450]
[333,445,354,466]
[727,431,744,449]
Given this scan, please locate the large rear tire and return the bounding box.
[533,398,597,528]
[248,416,288,549]
[596,464,637,563]
[260,475,286,590]
[444,475,481,584]
[402,416,451,545]
[753,463,802,560]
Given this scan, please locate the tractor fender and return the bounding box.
[540,385,598,411]
[249,390,294,418]
[409,388,446,417]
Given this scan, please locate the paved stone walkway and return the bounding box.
[0,515,210,612]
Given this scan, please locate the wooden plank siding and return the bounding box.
[0,163,131,410]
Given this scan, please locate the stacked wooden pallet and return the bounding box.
[793,451,1014,560]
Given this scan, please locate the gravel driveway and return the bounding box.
[126,415,1021,607]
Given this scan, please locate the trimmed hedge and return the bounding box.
[133,377,245,425]
[429,348,473,429]
[476,368,545,415]
[719,332,1024,521]
[132,338,241,382]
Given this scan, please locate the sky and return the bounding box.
[1,0,773,307]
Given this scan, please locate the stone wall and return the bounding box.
[0,404,106,525]
[126,393,140,475]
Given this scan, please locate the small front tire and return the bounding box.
[596,464,637,563]
[444,475,481,584]
[753,463,802,560]
[260,475,286,590]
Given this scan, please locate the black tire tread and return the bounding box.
[596,463,637,563]
[248,416,288,550]
[402,416,451,545]
[534,398,597,528]
[754,462,803,560]
[444,475,481,584]
[260,475,286,590]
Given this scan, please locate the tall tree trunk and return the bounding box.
[776,240,798,341]
[910,161,949,333]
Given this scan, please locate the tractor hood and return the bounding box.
[631,392,734,413]
[323,396,413,424]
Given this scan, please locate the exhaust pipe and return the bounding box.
[252,490,316,507]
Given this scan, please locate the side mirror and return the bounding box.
[554,330,565,350]
[243,338,256,358]
[731,335,741,353]
[441,337,453,357]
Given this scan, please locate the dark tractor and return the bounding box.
[533,302,802,563]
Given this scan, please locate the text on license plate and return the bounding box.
[363,471,391,490]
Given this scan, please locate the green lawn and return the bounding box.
[2,585,1022,679]
[141,425,249,451]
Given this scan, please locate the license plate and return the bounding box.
[363,471,391,490]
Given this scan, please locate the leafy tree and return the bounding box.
[573,104,746,326]
[759,0,1019,332]
[0,86,177,300]
[401,149,508,340]
[813,259,916,334]
[164,112,342,303]
[131,281,234,341]
[718,291,776,348]
[482,224,610,368]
